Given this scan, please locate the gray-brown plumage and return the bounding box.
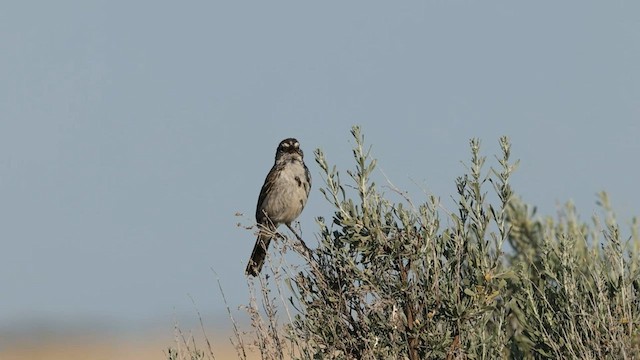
[245,138,311,277]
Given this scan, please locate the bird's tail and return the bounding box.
[245,234,271,277]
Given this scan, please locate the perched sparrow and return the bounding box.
[245,138,311,276]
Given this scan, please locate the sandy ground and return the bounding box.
[0,335,261,360]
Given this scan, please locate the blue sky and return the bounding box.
[1,1,638,335]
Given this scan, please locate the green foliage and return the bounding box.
[506,193,640,358]
[286,126,639,359]
[169,126,640,359]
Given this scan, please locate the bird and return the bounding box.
[245,138,311,277]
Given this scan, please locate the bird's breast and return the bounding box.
[263,161,310,224]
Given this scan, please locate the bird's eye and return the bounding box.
[294,142,299,148]
[281,142,290,148]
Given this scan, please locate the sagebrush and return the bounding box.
[169,126,639,359]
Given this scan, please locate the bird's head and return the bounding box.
[275,138,304,160]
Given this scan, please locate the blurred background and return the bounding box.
[1,1,638,358]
